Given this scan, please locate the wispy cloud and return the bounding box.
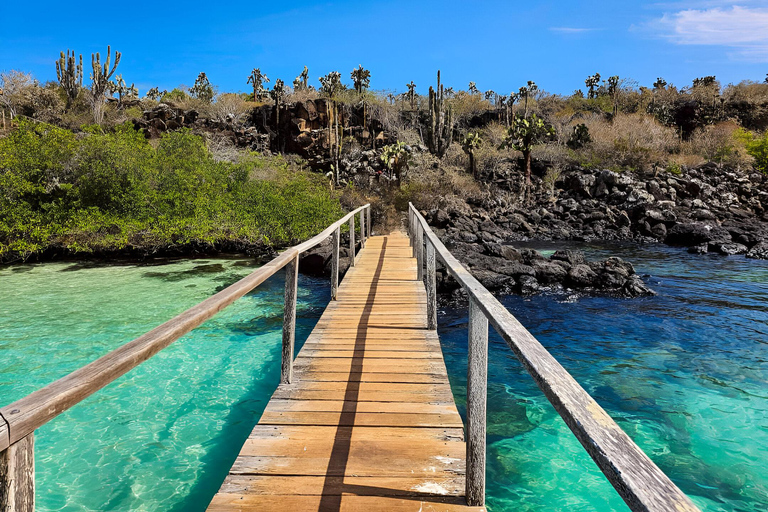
[639,5,768,61]
[549,27,597,34]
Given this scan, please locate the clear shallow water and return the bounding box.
[0,259,330,511]
[1,246,767,511]
[439,243,768,511]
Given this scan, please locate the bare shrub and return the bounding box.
[210,93,251,123]
[688,121,754,169]
[287,87,320,103]
[577,113,678,171]
[0,70,36,117]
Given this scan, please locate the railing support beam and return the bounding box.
[0,433,34,512]
[466,296,488,507]
[331,227,340,300]
[416,222,424,282]
[281,254,299,384]
[426,241,437,330]
[349,215,356,267]
[360,210,366,247]
[367,206,372,238]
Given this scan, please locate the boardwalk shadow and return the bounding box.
[318,236,463,511]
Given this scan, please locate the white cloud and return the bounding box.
[549,27,596,34]
[644,5,768,61]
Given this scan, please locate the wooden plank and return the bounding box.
[208,495,485,511]
[210,231,479,511]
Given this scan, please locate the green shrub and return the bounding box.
[736,128,768,172]
[0,120,344,261]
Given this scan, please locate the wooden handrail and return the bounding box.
[408,203,700,512]
[0,204,369,453]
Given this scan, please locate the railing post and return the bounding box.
[426,240,437,330]
[359,210,366,247]
[0,433,35,512]
[349,215,356,267]
[281,254,299,384]
[416,222,424,282]
[367,205,372,237]
[331,227,340,300]
[466,296,488,507]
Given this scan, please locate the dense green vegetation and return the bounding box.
[0,120,343,262]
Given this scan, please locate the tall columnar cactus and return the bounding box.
[406,81,416,110]
[427,70,454,157]
[90,45,121,125]
[271,79,287,152]
[56,50,83,109]
[319,72,344,184]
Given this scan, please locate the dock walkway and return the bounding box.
[207,231,484,511]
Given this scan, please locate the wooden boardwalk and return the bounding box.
[208,231,484,511]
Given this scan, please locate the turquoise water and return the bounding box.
[439,243,768,511]
[0,259,329,511]
[1,246,767,511]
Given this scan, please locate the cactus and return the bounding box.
[293,66,309,91]
[55,50,83,109]
[351,65,370,95]
[518,80,538,118]
[585,73,601,99]
[462,132,482,179]
[427,70,454,157]
[146,87,167,101]
[406,81,416,110]
[247,68,270,101]
[319,72,344,184]
[89,45,121,125]
[270,79,287,152]
[191,72,214,103]
[108,75,138,108]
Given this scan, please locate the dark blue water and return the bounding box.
[439,242,768,511]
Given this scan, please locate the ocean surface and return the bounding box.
[0,245,766,511]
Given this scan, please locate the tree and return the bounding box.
[247,68,270,101]
[653,77,667,90]
[380,141,411,186]
[351,65,371,95]
[406,81,416,109]
[89,45,121,125]
[462,132,482,179]
[501,113,556,201]
[585,72,601,99]
[55,50,82,109]
[0,70,35,118]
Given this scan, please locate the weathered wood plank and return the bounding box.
[208,494,485,511]
[281,254,299,384]
[466,297,488,506]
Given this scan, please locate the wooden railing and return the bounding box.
[408,203,701,512]
[0,204,372,512]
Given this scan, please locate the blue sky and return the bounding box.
[1,1,766,96]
